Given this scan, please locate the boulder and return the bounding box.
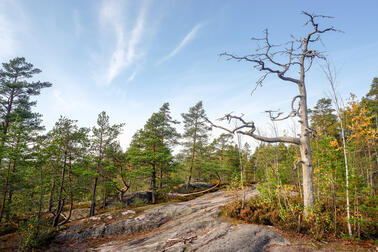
[122,191,153,206]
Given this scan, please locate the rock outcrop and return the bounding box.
[51,188,289,251]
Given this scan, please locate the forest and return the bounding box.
[0,57,376,249]
[0,9,377,250]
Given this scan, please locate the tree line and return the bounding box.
[0,58,247,230]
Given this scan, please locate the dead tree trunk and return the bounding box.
[323,61,353,237]
[298,80,315,210]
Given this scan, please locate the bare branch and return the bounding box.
[302,11,334,28]
[293,159,304,170]
[206,113,300,145]
[265,110,283,120]
[221,52,300,85]
[265,95,302,121]
[238,130,300,145]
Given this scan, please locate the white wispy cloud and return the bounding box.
[0,0,22,59]
[99,0,147,85]
[156,23,204,65]
[127,72,136,83]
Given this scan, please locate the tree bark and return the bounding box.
[48,179,55,212]
[103,183,107,209]
[298,80,314,215]
[89,177,98,217]
[3,88,15,136]
[159,167,163,189]
[151,164,156,204]
[5,162,16,221]
[187,121,198,187]
[90,132,103,217]
[53,144,68,227]
[367,146,375,196]
[59,158,73,226]
[0,162,11,222]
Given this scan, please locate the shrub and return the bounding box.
[223,194,345,241]
[18,217,57,250]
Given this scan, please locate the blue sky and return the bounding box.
[1,0,377,149]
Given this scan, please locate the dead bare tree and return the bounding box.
[323,60,352,237]
[208,12,339,215]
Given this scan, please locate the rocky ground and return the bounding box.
[26,186,371,252]
[1,187,374,251]
[49,188,297,251]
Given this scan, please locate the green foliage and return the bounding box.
[309,98,338,137]
[224,193,352,241]
[181,101,212,184]
[18,217,57,250]
[126,104,177,194]
[0,57,52,134]
[0,56,376,247]
[233,92,377,241]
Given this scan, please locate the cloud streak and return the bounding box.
[156,23,204,65]
[127,72,136,83]
[99,0,147,85]
[0,0,22,59]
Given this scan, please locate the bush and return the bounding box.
[222,194,354,241]
[18,217,57,250]
[224,200,242,218]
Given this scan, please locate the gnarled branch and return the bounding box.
[206,113,300,145]
[293,159,304,170]
[266,95,302,121]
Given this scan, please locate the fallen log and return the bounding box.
[167,181,220,197]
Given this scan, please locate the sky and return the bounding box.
[1,0,377,150]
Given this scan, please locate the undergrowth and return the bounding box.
[17,216,59,250]
[223,187,377,241]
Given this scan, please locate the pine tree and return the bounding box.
[181,101,211,186]
[0,58,51,222]
[89,111,124,217]
[0,119,30,222]
[46,117,89,227]
[127,110,175,203]
[0,57,51,138]
[309,98,338,137]
[156,103,179,188]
